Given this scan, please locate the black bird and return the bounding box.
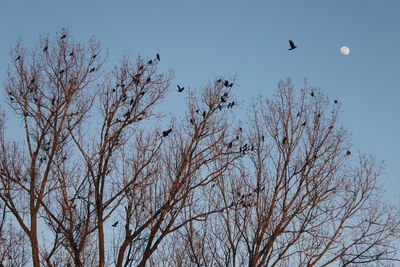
[148,60,153,64]
[30,79,35,84]
[311,92,314,97]
[60,34,67,40]
[112,221,118,227]
[227,142,233,149]
[224,80,229,87]
[221,96,226,103]
[139,65,144,71]
[282,137,287,144]
[43,46,48,52]
[177,85,184,92]
[156,53,160,61]
[288,40,297,50]
[334,100,338,104]
[228,83,234,88]
[89,67,95,72]
[69,52,74,56]
[301,121,306,127]
[162,128,172,137]
[296,112,300,117]
[146,77,151,83]
[92,54,97,59]
[130,98,134,105]
[346,150,351,156]
[190,118,194,125]
[59,69,65,74]
[202,111,206,118]
[15,55,21,61]
[112,88,116,92]
[217,79,222,83]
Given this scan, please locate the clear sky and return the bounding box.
[1,1,399,200]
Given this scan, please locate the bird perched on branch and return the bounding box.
[112,221,118,227]
[156,53,160,61]
[162,129,172,137]
[60,34,67,40]
[177,85,184,92]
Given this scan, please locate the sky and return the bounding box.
[0,0,399,200]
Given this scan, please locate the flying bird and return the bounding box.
[112,221,118,227]
[162,128,172,137]
[156,53,160,61]
[288,40,297,50]
[177,85,184,92]
[60,34,67,40]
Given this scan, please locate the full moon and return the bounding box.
[340,46,350,55]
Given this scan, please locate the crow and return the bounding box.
[69,52,74,56]
[346,150,351,156]
[217,79,222,83]
[15,56,21,61]
[89,67,95,72]
[301,121,306,127]
[156,53,160,61]
[130,98,134,105]
[148,60,153,65]
[43,46,48,52]
[224,80,229,87]
[112,221,118,227]
[162,129,172,137]
[334,100,338,104]
[228,83,234,88]
[227,142,232,149]
[146,77,151,83]
[311,91,314,97]
[190,118,194,125]
[282,137,287,144]
[59,69,65,74]
[221,96,226,103]
[202,111,206,118]
[60,34,67,40]
[92,54,97,59]
[177,85,184,92]
[288,40,297,50]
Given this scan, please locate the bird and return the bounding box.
[190,118,194,125]
[177,85,184,92]
[89,67,95,72]
[112,221,118,227]
[92,54,97,59]
[59,69,65,74]
[301,121,306,127]
[162,128,172,137]
[221,96,226,103]
[202,111,206,118]
[30,79,35,84]
[60,34,67,40]
[282,137,287,144]
[224,80,229,87]
[148,60,153,65]
[156,53,160,61]
[43,46,48,52]
[69,52,74,56]
[311,92,314,97]
[227,142,232,149]
[130,98,134,105]
[15,55,21,61]
[216,79,222,83]
[288,40,297,50]
[146,77,151,83]
[334,100,338,104]
[228,83,234,88]
[346,150,351,156]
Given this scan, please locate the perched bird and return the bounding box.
[346,150,351,156]
[227,142,232,149]
[282,137,287,144]
[177,85,184,92]
[311,92,314,97]
[162,128,172,137]
[224,80,229,87]
[296,112,300,117]
[190,118,194,125]
[221,96,226,103]
[59,69,65,74]
[112,88,116,92]
[130,98,134,105]
[112,221,118,227]
[228,82,234,88]
[334,100,338,104]
[15,55,21,61]
[69,52,74,56]
[146,77,151,83]
[288,40,297,50]
[301,121,306,127]
[148,60,153,65]
[43,46,48,52]
[139,65,144,71]
[89,67,95,72]
[216,79,222,83]
[156,53,160,61]
[202,111,206,118]
[92,54,97,59]
[60,34,67,40]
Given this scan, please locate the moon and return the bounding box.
[340,46,350,56]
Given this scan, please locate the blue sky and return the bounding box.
[1,0,399,199]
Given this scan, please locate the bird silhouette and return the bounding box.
[89,67,95,72]
[301,121,306,127]
[227,142,232,149]
[148,60,153,65]
[156,53,160,61]
[288,40,297,50]
[217,79,222,83]
[190,118,194,125]
[43,46,48,52]
[202,111,206,118]
[112,221,118,227]
[60,34,67,40]
[228,83,233,88]
[177,85,184,92]
[59,69,65,74]
[92,54,97,59]
[69,52,74,56]
[311,92,314,97]
[162,128,172,137]
[346,150,351,156]
[15,56,21,61]
[146,77,151,83]
[282,137,287,144]
[130,98,134,105]
[221,96,226,103]
[224,80,229,87]
[334,100,338,104]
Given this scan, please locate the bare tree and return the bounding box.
[1,30,399,267]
